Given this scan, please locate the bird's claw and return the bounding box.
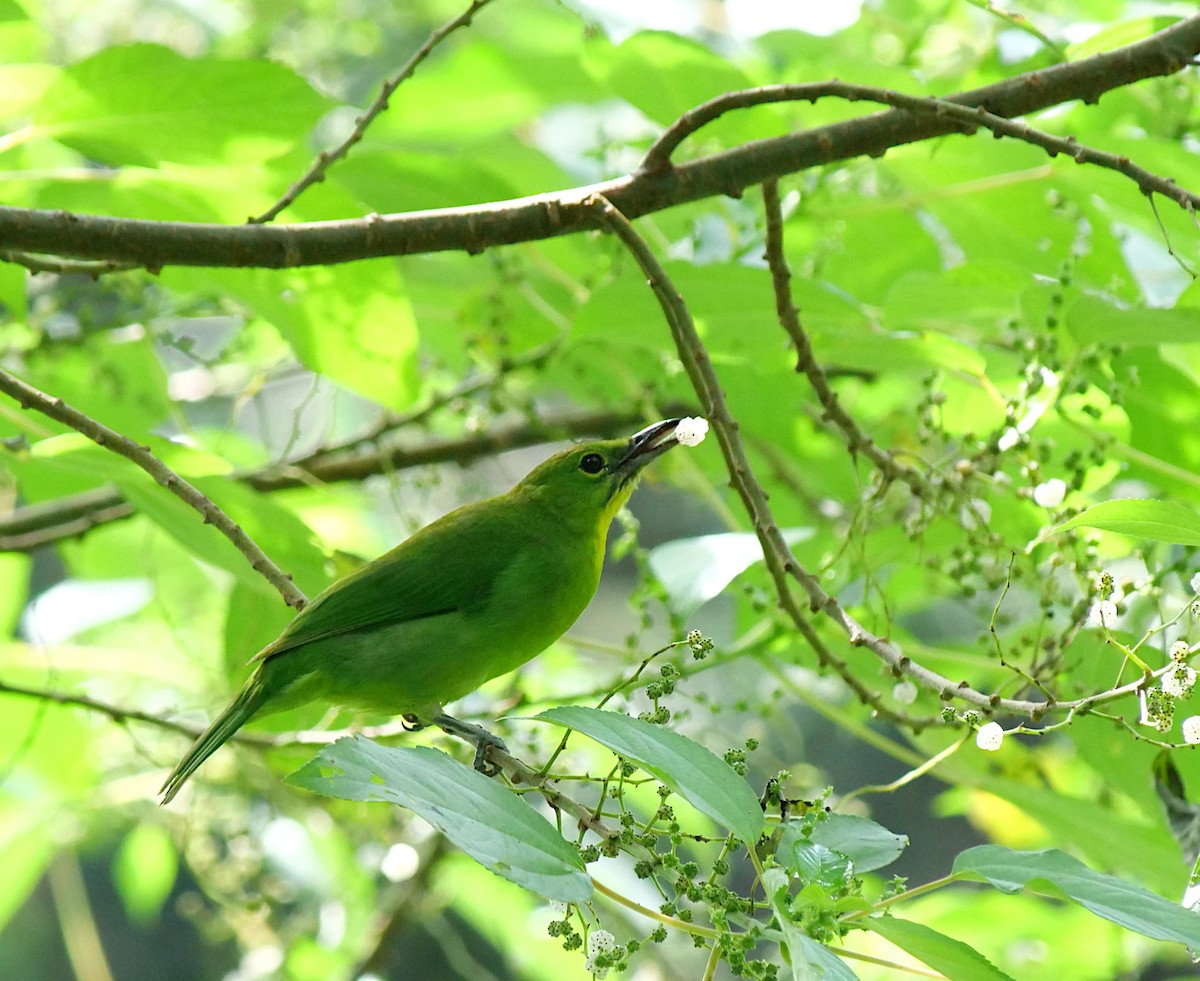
[433,713,508,776]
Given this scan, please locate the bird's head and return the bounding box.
[518,418,691,526]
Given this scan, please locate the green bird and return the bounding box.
[160,417,703,804]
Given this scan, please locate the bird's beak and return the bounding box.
[614,418,682,475]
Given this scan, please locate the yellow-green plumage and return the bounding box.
[160,419,685,803]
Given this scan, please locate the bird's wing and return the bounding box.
[253,499,515,662]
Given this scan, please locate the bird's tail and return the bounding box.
[160,674,267,805]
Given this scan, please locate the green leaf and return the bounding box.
[0,552,30,638]
[25,436,328,597]
[37,43,330,166]
[186,263,420,411]
[865,916,1016,981]
[953,845,1200,946]
[112,822,178,923]
[762,867,860,981]
[1066,296,1200,346]
[1050,499,1200,546]
[809,814,909,874]
[792,934,861,981]
[813,329,986,376]
[791,842,851,888]
[532,706,764,845]
[601,31,755,127]
[648,528,813,617]
[290,737,591,902]
[0,803,54,934]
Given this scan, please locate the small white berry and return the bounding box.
[1172,641,1191,663]
[1032,478,1067,508]
[1163,665,1197,698]
[587,930,616,955]
[1184,716,1200,745]
[892,680,918,705]
[1089,600,1118,629]
[976,721,1005,751]
[674,417,708,447]
[1191,572,1200,595]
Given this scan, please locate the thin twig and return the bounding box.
[760,177,932,498]
[642,82,1200,219]
[0,251,140,276]
[249,0,499,224]
[0,366,307,609]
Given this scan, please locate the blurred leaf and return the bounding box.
[190,263,419,411]
[601,30,754,126]
[1051,499,1200,547]
[25,435,328,596]
[290,737,591,902]
[648,528,813,616]
[0,804,54,934]
[953,845,1200,945]
[112,822,178,923]
[1067,296,1200,346]
[533,706,764,845]
[1067,17,1181,59]
[0,552,29,638]
[865,916,1016,981]
[333,150,519,213]
[36,43,331,166]
[24,332,172,440]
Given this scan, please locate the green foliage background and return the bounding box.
[2,0,1200,978]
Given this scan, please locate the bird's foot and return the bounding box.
[433,713,508,776]
[401,714,426,733]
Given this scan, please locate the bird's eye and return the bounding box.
[579,452,605,475]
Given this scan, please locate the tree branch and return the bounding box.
[0,15,1195,269]
[760,177,933,498]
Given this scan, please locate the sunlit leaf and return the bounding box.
[1051,499,1200,546]
[291,737,591,902]
[36,43,330,166]
[954,845,1200,946]
[533,706,764,845]
[112,822,178,923]
[866,916,1016,981]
